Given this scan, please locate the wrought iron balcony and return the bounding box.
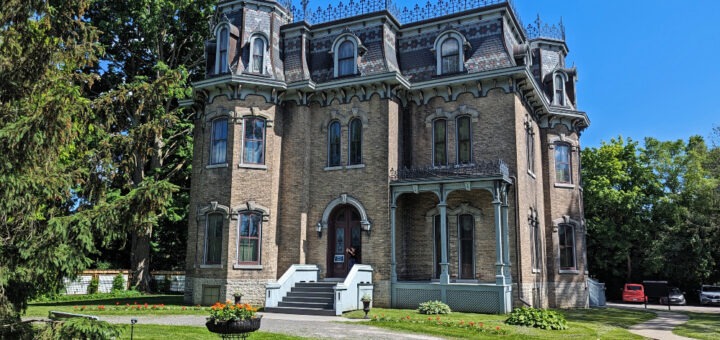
[389,160,509,182]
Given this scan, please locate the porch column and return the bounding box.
[438,201,450,285]
[390,203,397,283]
[493,192,505,285]
[501,189,511,284]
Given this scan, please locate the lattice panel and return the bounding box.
[446,290,499,313]
[394,288,441,309]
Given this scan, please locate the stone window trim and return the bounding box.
[552,71,568,106]
[196,202,231,267]
[317,193,371,232]
[247,33,269,75]
[330,32,366,78]
[423,106,479,128]
[232,201,270,268]
[320,108,370,130]
[431,30,471,76]
[549,139,576,185]
[213,22,240,75]
[553,216,581,273]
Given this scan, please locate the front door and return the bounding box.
[328,205,362,278]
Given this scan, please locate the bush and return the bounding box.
[111,273,125,292]
[55,318,122,339]
[87,277,100,295]
[417,300,452,315]
[504,306,568,330]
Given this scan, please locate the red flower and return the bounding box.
[406,315,410,320]
[115,302,119,305]
[496,326,500,331]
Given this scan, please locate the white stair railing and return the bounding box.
[265,264,319,308]
[333,264,373,315]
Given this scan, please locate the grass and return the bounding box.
[26,295,207,317]
[673,312,720,340]
[113,325,304,339]
[343,307,656,339]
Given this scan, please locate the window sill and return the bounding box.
[345,164,365,169]
[527,170,536,179]
[532,269,541,274]
[242,71,271,78]
[559,269,580,274]
[554,183,575,189]
[238,163,267,170]
[206,163,228,169]
[324,166,343,171]
[233,264,263,270]
[200,264,223,269]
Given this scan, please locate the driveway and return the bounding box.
[607,301,720,314]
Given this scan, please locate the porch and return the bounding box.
[389,160,514,313]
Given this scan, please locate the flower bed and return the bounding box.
[371,314,508,335]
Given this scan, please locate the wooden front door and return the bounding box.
[328,205,362,278]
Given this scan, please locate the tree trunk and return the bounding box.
[131,228,153,292]
[626,253,632,282]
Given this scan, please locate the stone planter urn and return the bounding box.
[205,317,262,339]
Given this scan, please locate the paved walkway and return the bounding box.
[101,312,444,340]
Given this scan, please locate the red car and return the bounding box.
[623,283,647,303]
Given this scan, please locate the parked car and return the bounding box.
[622,283,647,303]
[659,287,686,305]
[699,285,720,306]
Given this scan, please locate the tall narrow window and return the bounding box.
[238,212,262,265]
[328,121,341,166]
[554,74,565,106]
[441,38,460,74]
[243,117,265,165]
[558,223,576,270]
[251,37,264,73]
[204,213,223,265]
[555,144,571,183]
[458,214,474,279]
[433,215,449,279]
[433,119,447,166]
[218,27,228,74]
[456,116,471,164]
[529,209,541,272]
[210,118,227,165]
[526,126,535,173]
[337,41,355,77]
[348,119,362,165]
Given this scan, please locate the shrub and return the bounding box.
[87,277,100,295]
[417,300,452,315]
[504,306,568,330]
[55,318,122,339]
[111,273,125,292]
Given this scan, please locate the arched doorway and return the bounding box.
[327,205,362,278]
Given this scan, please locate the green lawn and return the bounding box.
[26,295,208,317]
[343,307,656,339]
[113,325,304,340]
[673,312,720,340]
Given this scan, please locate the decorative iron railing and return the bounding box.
[389,160,509,182]
[279,0,564,41]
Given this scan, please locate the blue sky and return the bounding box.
[297,0,720,148]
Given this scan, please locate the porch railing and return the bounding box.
[265,264,320,308]
[333,264,374,315]
[389,160,509,182]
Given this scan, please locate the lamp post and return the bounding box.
[130,318,137,340]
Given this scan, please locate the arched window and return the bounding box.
[558,223,576,270]
[554,74,565,106]
[337,41,355,77]
[348,119,362,165]
[242,117,265,165]
[216,27,229,74]
[204,213,224,265]
[433,119,447,166]
[526,123,535,173]
[210,118,227,165]
[554,143,571,183]
[456,116,471,164]
[328,121,341,166]
[237,212,262,265]
[528,208,541,272]
[457,214,475,279]
[441,38,460,74]
[250,35,266,74]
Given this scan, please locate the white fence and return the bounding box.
[63,270,185,294]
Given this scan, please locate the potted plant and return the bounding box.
[361,294,372,319]
[205,301,262,336]
[232,290,243,304]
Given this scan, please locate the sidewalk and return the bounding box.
[100,312,445,340]
[605,303,693,340]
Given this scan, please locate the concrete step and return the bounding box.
[283,296,333,303]
[278,301,333,309]
[295,282,338,288]
[263,306,336,316]
[291,286,335,293]
[286,291,334,298]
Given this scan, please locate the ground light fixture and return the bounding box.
[130,318,137,339]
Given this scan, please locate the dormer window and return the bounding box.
[554,73,566,106]
[331,33,364,78]
[216,27,229,74]
[433,31,469,75]
[249,35,267,74]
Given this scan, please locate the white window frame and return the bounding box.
[330,33,363,78]
[558,223,577,271]
[215,25,230,74]
[239,116,266,168]
[432,31,468,75]
[236,212,262,266]
[209,118,228,165]
[248,34,268,75]
[554,143,572,184]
